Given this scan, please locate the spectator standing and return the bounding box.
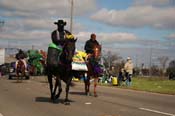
[124,57,133,86]
[118,68,125,86]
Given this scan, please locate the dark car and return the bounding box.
[0,63,11,76]
[169,72,175,80]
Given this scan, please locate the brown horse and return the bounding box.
[16,60,26,82]
[85,45,102,97]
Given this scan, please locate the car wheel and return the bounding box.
[9,75,12,80]
[25,76,30,80]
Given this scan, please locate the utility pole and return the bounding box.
[135,54,138,68]
[149,47,153,77]
[32,45,34,50]
[108,51,111,70]
[0,20,5,32]
[70,0,74,33]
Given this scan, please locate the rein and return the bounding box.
[58,40,75,70]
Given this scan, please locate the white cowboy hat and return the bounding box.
[127,57,131,60]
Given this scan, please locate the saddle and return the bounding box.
[87,55,103,76]
[47,43,63,67]
[47,33,75,67]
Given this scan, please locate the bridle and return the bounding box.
[59,39,76,69]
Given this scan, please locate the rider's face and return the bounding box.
[91,35,96,41]
[57,24,64,31]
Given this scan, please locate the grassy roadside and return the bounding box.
[72,77,175,95]
[128,77,175,95]
[95,77,175,95]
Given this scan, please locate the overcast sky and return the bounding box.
[0,0,175,67]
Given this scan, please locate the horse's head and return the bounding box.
[93,45,101,58]
[62,38,77,63]
[17,60,24,68]
[16,60,25,73]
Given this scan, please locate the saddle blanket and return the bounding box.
[72,62,88,71]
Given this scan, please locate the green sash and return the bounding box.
[49,43,63,52]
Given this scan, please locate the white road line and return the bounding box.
[0,113,4,116]
[85,102,92,105]
[139,107,175,116]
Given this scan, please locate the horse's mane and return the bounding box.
[59,39,76,65]
[93,44,101,58]
[16,60,25,73]
[17,60,24,68]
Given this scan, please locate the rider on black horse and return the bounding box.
[51,19,72,46]
[47,19,76,103]
[47,19,74,67]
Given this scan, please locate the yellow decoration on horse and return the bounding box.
[65,34,74,39]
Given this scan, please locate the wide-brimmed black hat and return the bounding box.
[54,19,66,26]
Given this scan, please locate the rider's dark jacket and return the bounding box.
[51,30,71,46]
[15,50,26,60]
[84,39,99,54]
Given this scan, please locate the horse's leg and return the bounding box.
[84,75,90,96]
[17,76,19,82]
[83,74,88,95]
[52,76,59,102]
[20,74,22,82]
[47,74,54,101]
[64,77,72,105]
[94,76,98,97]
[16,72,19,82]
[55,76,62,100]
[21,71,25,82]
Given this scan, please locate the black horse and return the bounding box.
[46,38,77,105]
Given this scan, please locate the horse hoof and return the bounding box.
[85,92,90,96]
[55,95,60,100]
[85,92,88,96]
[51,99,58,104]
[51,95,54,100]
[94,94,98,97]
[64,101,70,105]
[50,98,54,103]
[64,99,70,105]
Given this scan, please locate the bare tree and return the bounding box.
[167,59,175,80]
[157,56,169,76]
[102,50,123,73]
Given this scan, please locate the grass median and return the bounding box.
[121,77,175,95]
[74,76,175,95]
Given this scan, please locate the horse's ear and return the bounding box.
[74,38,77,42]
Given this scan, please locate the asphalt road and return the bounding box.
[0,76,175,116]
